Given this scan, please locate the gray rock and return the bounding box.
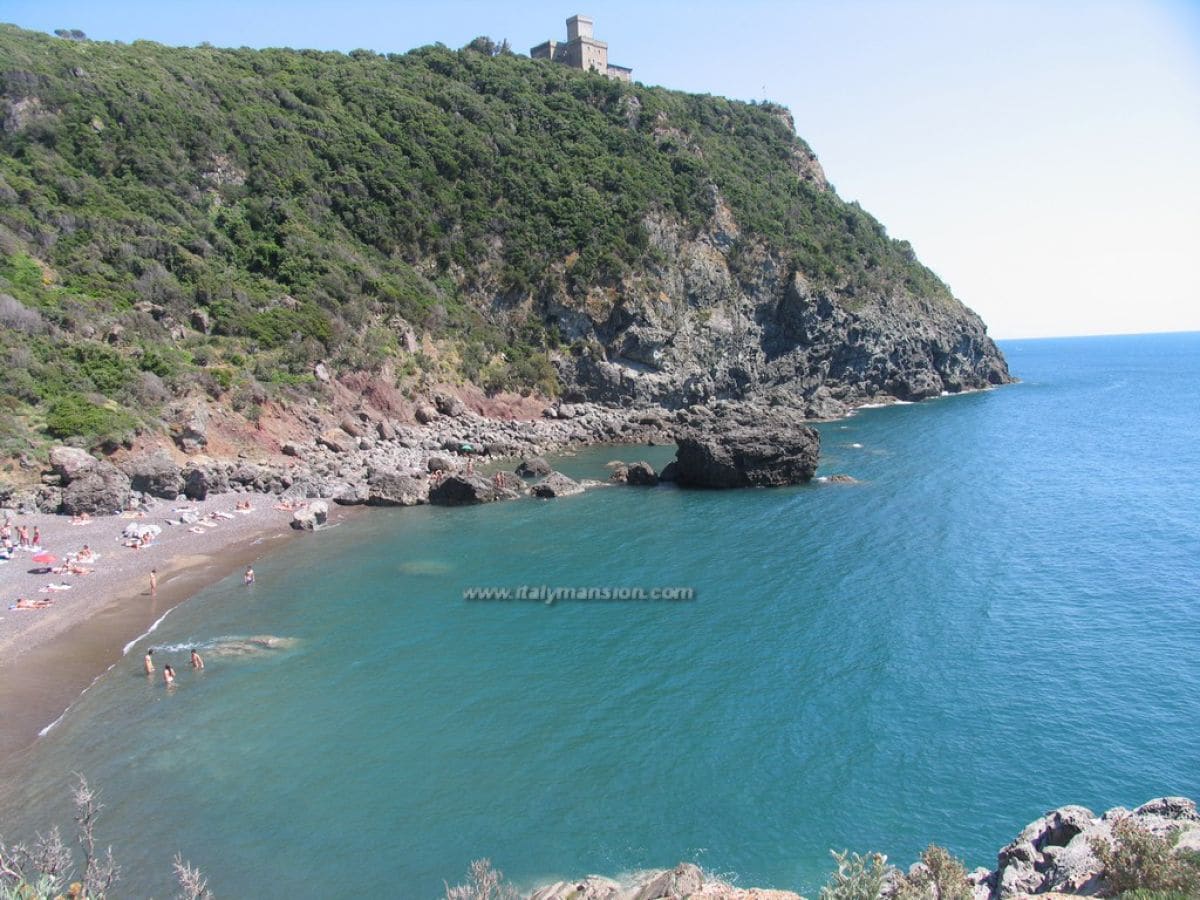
[376,419,396,441]
[49,446,99,483]
[59,460,130,515]
[528,875,622,900]
[317,429,354,454]
[426,455,453,473]
[290,500,329,530]
[429,474,513,505]
[631,863,705,900]
[182,464,227,501]
[414,403,440,424]
[1135,797,1200,822]
[189,308,210,333]
[531,472,584,498]
[366,470,428,506]
[996,859,1042,898]
[170,401,208,453]
[340,415,365,438]
[434,392,466,417]
[624,461,659,486]
[121,450,182,499]
[281,442,303,458]
[516,457,552,478]
[673,405,820,488]
[658,461,678,482]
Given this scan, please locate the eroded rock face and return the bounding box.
[122,449,182,499]
[49,446,97,483]
[672,404,820,488]
[59,460,130,515]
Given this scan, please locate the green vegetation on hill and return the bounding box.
[0,24,952,449]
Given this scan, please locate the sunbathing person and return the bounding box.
[11,597,53,610]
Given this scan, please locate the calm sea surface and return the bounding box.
[2,333,1198,897]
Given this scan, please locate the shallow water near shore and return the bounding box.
[2,333,1199,897]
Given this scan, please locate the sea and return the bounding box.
[1,332,1197,898]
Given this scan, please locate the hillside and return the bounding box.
[0,25,1009,456]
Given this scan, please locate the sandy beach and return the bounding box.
[0,496,351,756]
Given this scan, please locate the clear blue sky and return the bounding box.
[4,1,1198,338]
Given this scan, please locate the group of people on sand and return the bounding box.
[1,520,41,556]
[9,596,53,610]
[144,646,204,685]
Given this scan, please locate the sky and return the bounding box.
[3,1,1198,339]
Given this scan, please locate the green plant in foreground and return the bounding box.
[820,849,889,900]
[1091,817,1200,897]
[891,844,972,900]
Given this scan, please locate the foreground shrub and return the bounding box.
[1090,817,1200,897]
[0,776,209,900]
[443,858,519,900]
[820,849,888,900]
[890,844,972,900]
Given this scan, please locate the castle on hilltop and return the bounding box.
[531,15,632,83]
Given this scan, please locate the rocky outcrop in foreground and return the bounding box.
[521,796,1200,900]
[673,404,820,488]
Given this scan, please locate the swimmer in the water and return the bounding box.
[144,648,155,674]
[163,664,175,685]
[190,648,204,669]
[244,567,255,585]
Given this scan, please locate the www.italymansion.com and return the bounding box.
[463,585,696,605]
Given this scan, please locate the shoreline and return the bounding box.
[0,388,1004,758]
[0,497,359,757]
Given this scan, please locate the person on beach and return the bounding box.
[144,648,155,674]
[16,525,29,549]
[11,597,52,610]
[78,545,95,562]
[190,648,204,670]
[31,526,40,549]
[149,568,157,596]
[244,567,255,585]
[163,664,175,685]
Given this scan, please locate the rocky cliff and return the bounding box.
[0,24,1008,462]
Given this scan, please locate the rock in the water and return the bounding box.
[658,461,678,482]
[366,470,428,506]
[516,456,552,478]
[122,449,182,498]
[290,500,328,530]
[59,460,130,515]
[429,474,510,505]
[531,472,584,498]
[673,405,820,488]
[624,461,659,486]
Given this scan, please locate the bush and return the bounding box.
[1091,818,1200,897]
[891,845,972,900]
[820,849,888,900]
[44,393,136,443]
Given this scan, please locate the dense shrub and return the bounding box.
[1091,818,1200,897]
[44,393,136,443]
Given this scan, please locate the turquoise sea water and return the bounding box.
[2,333,1199,897]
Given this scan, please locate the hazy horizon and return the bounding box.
[4,1,1198,340]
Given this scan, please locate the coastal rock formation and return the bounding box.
[624,461,659,486]
[429,474,516,506]
[672,404,820,488]
[365,470,428,507]
[530,472,584,498]
[290,500,328,530]
[121,450,183,499]
[58,460,130,515]
[516,457,553,478]
[529,863,802,900]
[975,797,1200,898]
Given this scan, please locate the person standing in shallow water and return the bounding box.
[149,568,157,596]
[143,648,154,674]
[190,648,204,670]
[163,664,175,685]
[244,567,255,585]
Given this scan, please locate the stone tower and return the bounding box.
[531,14,632,82]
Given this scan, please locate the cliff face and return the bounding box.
[549,207,1008,416]
[0,25,1009,455]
